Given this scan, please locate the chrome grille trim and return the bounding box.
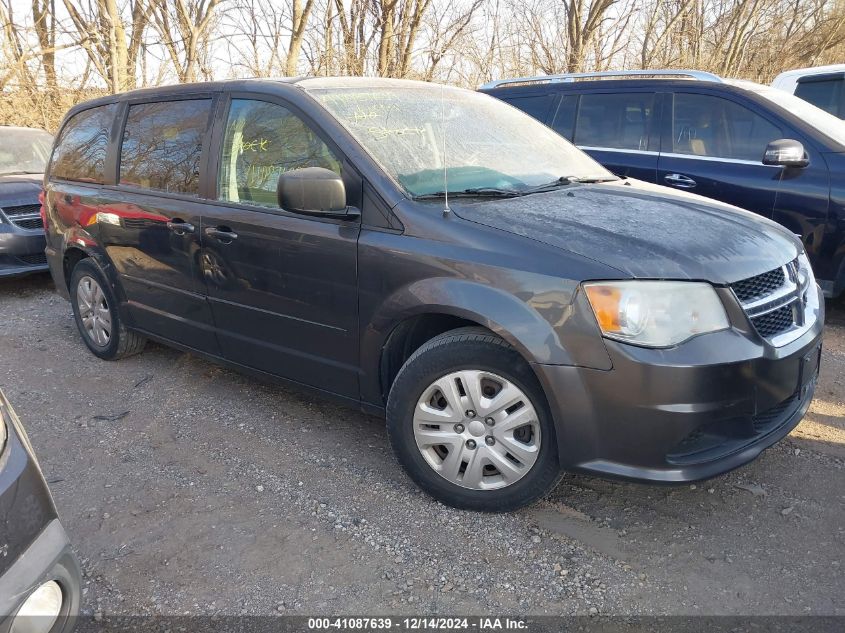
[741,265,799,317]
[731,258,817,347]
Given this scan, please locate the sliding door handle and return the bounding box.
[166,220,195,234]
[204,226,238,243]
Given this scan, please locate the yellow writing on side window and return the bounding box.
[242,162,333,183]
[244,164,281,182]
[236,137,271,152]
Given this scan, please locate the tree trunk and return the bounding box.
[287,0,316,76]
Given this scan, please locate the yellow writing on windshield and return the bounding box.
[366,126,425,140]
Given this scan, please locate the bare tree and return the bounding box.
[148,0,223,82]
[4,0,845,129]
[32,0,57,87]
[564,0,620,71]
[61,0,150,92]
[421,0,483,81]
[329,0,376,75]
[286,0,316,75]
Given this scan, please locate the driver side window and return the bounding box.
[218,99,342,208]
[672,93,782,162]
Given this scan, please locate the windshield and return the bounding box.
[308,80,613,197]
[0,127,54,176]
[749,85,845,147]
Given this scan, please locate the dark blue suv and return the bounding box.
[481,70,845,297]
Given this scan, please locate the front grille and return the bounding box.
[752,389,801,434]
[17,252,47,266]
[751,304,794,338]
[12,217,43,230]
[731,267,786,303]
[730,260,808,342]
[2,203,40,217]
[667,385,807,466]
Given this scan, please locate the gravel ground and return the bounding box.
[1,273,843,617]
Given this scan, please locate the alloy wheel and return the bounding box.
[76,275,112,346]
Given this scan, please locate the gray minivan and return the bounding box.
[43,78,822,510]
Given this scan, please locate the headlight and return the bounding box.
[584,280,730,347]
[796,252,814,289]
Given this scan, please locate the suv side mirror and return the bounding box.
[277,167,358,219]
[762,139,809,168]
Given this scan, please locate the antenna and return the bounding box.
[440,81,450,217]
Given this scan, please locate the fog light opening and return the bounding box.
[10,580,64,633]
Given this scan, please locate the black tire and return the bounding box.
[386,327,561,512]
[69,258,146,360]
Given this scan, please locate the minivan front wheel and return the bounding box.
[70,259,146,360]
[387,328,560,511]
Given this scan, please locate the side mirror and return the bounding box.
[762,139,809,168]
[277,167,357,219]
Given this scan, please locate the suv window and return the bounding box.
[119,99,212,196]
[795,78,843,118]
[218,99,341,208]
[574,93,655,150]
[501,95,555,123]
[673,93,782,161]
[50,104,116,183]
[550,95,578,140]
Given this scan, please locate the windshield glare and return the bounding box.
[0,128,54,176]
[312,83,613,197]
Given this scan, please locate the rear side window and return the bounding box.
[574,93,655,150]
[119,99,212,196]
[50,104,116,183]
[672,93,782,161]
[795,78,843,118]
[501,95,555,123]
[218,99,341,208]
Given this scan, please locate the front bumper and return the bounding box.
[0,224,47,277]
[0,393,80,631]
[534,289,824,483]
[0,521,80,633]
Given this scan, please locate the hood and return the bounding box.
[0,173,43,208]
[452,179,799,285]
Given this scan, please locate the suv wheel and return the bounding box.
[387,327,561,511]
[70,258,146,360]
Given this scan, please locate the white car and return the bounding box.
[772,64,845,118]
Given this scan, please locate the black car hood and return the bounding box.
[452,179,799,284]
[0,173,43,207]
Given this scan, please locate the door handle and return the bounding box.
[204,226,238,243]
[167,220,195,234]
[664,173,697,188]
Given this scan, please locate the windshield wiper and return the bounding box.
[413,188,521,200]
[413,176,622,201]
[518,175,621,195]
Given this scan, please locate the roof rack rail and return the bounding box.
[479,69,723,90]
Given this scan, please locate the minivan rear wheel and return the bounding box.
[69,259,146,360]
[386,327,561,511]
